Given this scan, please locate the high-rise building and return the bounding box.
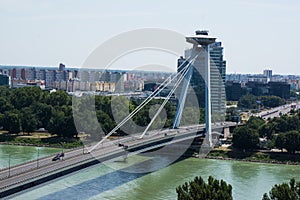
[268,81,290,99]
[65,70,74,81]
[55,70,66,82]
[110,72,124,92]
[225,81,246,101]
[59,63,66,71]
[263,69,272,82]
[88,71,100,82]
[78,71,89,82]
[177,31,226,122]
[99,71,111,82]
[0,68,9,76]
[14,68,25,80]
[25,67,36,80]
[0,74,9,86]
[35,69,46,80]
[45,70,56,87]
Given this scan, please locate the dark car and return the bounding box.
[52,154,60,161]
[52,153,64,161]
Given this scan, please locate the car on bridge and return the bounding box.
[52,153,64,161]
[118,143,128,149]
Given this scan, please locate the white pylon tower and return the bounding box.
[177,30,216,147]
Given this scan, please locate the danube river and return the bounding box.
[9,154,300,200]
[0,144,61,169]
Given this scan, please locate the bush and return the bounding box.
[262,178,300,200]
[176,176,232,200]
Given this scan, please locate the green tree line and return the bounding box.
[177,176,300,200]
[238,94,285,109]
[0,86,205,138]
[0,86,77,138]
[232,113,300,153]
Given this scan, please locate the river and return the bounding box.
[0,144,61,169]
[9,154,300,200]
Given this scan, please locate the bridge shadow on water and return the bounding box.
[36,154,188,200]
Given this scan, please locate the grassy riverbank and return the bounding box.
[206,147,300,165]
[0,132,83,148]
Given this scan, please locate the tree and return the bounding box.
[275,131,300,153]
[47,109,65,137]
[0,86,11,98]
[34,103,53,128]
[176,176,233,200]
[47,90,71,107]
[0,113,4,128]
[275,117,289,133]
[275,133,286,151]
[286,116,300,131]
[3,111,21,134]
[247,116,265,130]
[232,126,260,150]
[60,105,78,138]
[261,96,285,108]
[10,87,36,110]
[20,107,38,134]
[284,131,300,154]
[96,110,116,134]
[259,123,275,139]
[238,94,257,109]
[63,114,78,138]
[262,178,300,200]
[47,107,78,138]
[0,97,14,113]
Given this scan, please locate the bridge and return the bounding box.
[0,122,236,198]
[0,31,231,197]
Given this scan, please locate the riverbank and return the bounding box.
[0,132,83,149]
[206,147,300,165]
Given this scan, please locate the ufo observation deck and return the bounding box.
[186,35,217,46]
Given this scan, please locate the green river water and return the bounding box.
[7,152,300,200]
[0,144,61,169]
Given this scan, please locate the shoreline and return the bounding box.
[0,132,83,149]
[0,141,52,147]
[204,155,300,166]
[200,147,300,166]
[0,142,76,149]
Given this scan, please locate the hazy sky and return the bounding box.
[1,0,299,74]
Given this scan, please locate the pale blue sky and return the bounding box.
[0,0,299,74]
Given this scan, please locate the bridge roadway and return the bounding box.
[0,122,235,197]
[255,101,300,120]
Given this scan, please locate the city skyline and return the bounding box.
[1,0,300,74]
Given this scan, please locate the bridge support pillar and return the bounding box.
[173,66,193,128]
[204,45,212,147]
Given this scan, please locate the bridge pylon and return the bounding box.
[173,30,216,148]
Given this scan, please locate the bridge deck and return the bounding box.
[0,123,235,198]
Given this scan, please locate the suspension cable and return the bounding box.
[88,56,195,153]
[139,56,197,138]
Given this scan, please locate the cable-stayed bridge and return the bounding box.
[0,122,236,197]
[0,31,232,197]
